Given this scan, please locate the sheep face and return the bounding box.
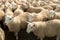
[11,1,17,10]
[49,10,55,18]
[28,13,36,22]
[26,22,35,33]
[4,15,13,25]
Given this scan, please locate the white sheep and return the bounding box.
[14,5,24,17]
[0,5,5,21]
[14,0,25,5]
[28,9,55,22]
[4,1,14,23]
[5,0,12,9]
[51,12,60,19]
[0,10,5,21]
[26,19,60,40]
[43,5,53,10]
[26,5,44,13]
[30,0,40,7]
[4,12,28,40]
[55,5,60,12]
[11,0,18,11]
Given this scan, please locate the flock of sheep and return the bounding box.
[0,0,60,40]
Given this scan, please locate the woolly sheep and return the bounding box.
[4,3,14,26]
[0,10,5,21]
[5,0,12,9]
[48,11,60,19]
[26,19,60,40]
[14,0,25,5]
[26,5,44,13]
[43,5,53,10]
[0,5,5,21]
[4,12,28,40]
[11,0,18,11]
[14,5,24,17]
[55,5,60,12]
[28,9,55,22]
[30,0,40,7]
[13,0,20,5]
[53,12,60,19]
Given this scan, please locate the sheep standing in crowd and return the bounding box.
[11,0,18,11]
[0,25,5,40]
[43,5,53,10]
[49,10,60,19]
[14,5,24,17]
[14,0,27,5]
[26,19,60,40]
[4,0,14,23]
[55,5,60,12]
[30,0,40,7]
[53,12,60,19]
[0,9,5,21]
[26,5,44,13]
[4,12,29,40]
[28,9,55,22]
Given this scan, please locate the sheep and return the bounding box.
[30,0,40,7]
[28,9,55,22]
[11,0,18,11]
[4,12,28,40]
[53,12,60,19]
[5,0,12,9]
[55,5,60,12]
[47,11,60,20]
[0,25,5,40]
[14,5,24,17]
[0,4,5,21]
[26,19,60,40]
[13,0,20,5]
[4,3,14,26]
[26,21,46,40]
[49,3,57,10]
[0,9,5,21]
[39,1,47,6]
[52,0,60,4]
[27,0,34,3]
[26,5,44,13]
[43,5,53,11]
[14,0,27,5]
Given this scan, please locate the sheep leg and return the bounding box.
[40,38,43,40]
[56,37,59,40]
[15,32,18,40]
[1,36,4,40]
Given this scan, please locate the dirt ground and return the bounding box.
[4,29,56,40]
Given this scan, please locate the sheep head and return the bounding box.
[49,10,55,18]
[26,22,35,33]
[4,15,13,25]
[28,13,36,22]
[11,1,18,11]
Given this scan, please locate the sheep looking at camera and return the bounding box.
[4,12,29,40]
[26,19,60,40]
